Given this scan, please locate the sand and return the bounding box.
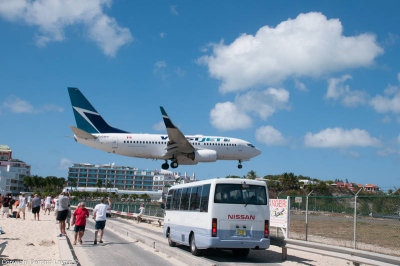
[0,209,61,265]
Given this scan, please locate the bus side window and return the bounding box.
[189,186,200,211]
[181,188,190,210]
[172,189,182,210]
[200,184,211,212]
[166,189,173,210]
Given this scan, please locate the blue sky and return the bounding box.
[0,0,399,191]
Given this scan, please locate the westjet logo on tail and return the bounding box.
[228,214,255,220]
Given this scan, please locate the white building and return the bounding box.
[0,159,31,195]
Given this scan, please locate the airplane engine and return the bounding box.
[193,149,217,162]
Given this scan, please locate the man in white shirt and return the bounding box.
[93,197,112,245]
[56,191,71,237]
[44,195,52,215]
[17,193,27,220]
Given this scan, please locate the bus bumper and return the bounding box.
[204,238,270,249]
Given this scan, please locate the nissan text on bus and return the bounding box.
[163,178,270,257]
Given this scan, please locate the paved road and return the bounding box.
[67,219,175,266]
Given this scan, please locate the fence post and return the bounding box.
[305,190,313,241]
[287,196,291,239]
[354,188,362,249]
[128,205,130,213]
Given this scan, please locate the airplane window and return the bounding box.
[247,143,255,148]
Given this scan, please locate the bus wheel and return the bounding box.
[190,234,201,256]
[232,248,250,258]
[167,230,176,247]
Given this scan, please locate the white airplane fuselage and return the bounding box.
[77,133,260,165]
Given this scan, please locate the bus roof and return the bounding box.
[170,178,267,190]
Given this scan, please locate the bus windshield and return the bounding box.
[214,184,267,205]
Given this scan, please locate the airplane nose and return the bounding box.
[254,148,261,157]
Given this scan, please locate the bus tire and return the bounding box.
[167,229,176,247]
[232,248,250,258]
[190,234,201,256]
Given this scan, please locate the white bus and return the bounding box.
[163,178,270,257]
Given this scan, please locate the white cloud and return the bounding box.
[199,12,383,93]
[370,85,400,113]
[210,88,289,130]
[160,32,166,38]
[377,148,397,157]
[326,75,367,107]
[398,72,400,82]
[397,134,400,144]
[304,128,381,148]
[2,96,33,113]
[294,79,307,92]
[59,158,72,170]
[152,121,165,131]
[210,102,252,131]
[0,0,133,57]
[255,126,286,146]
[170,5,178,16]
[235,88,289,120]
[1,95,64,114]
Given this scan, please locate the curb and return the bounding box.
[57,225,80,266]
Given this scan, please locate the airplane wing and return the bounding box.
[160,107,195,159]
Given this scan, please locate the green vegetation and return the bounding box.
[23,175,65,195]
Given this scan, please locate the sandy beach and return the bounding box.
[0,209,61,265]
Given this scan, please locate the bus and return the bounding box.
[163,178,270,257]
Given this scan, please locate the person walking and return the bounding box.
[31,194,41,221]
[1,194,11,218]
[72,202,89,245]
[56,191,71,237]
[137,204,145,224]
[93,197,111,245]
[44,195,52,215]
[17,193,27,220]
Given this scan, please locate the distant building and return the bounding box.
[0,145,12,161]
[0,145,31,195]
[67,163,195,192]
[361,184,380,193]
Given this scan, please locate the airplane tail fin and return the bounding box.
[67,87,127,134]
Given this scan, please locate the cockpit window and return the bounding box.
[247,143,255,148]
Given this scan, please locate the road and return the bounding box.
[66,219,178,266]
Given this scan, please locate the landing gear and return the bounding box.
[162,161,169,170]
[238,160,243,169]
[171,161,179,169]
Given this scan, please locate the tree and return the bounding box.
[246,170,257,180]
[225,175,241,178]
[96,180,103,189]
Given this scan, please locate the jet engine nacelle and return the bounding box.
[194,149,217,162]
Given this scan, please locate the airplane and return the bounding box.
[67,87,261,170]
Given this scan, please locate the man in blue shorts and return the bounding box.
[93,197,111,245]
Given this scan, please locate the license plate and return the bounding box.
[236,229,246,236]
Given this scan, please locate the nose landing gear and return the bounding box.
[238,160,243,169]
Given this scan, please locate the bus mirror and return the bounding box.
[160,203,165,209]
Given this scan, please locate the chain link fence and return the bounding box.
[279,195,400,256]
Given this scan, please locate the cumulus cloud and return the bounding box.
[210,102,252,131]
[255,125,286,146]
[370,85,400,113]
[235,88,289,120]
[294,79,308,92]
[0,0,133,57]
[59,158,72,170]
[1,95,64,114]
[326,75,368,107]
[381,115,392,123]
[199,12,383,93]
[210,88,289,130]
[304,128,380,148]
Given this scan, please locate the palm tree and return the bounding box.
[246,170,257,180]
